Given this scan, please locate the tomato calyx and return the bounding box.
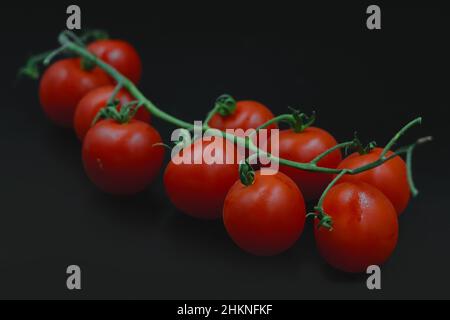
[92,100,142,126]
[215,94,237,117]
[349,132,377,155]
[239,160,255,186]
[288,107,316,133]
[18,52,50,80]
[18,30,109,80]
[307,208,333,230]
[80,56,97,71]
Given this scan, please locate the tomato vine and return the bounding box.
[24,30,432,229]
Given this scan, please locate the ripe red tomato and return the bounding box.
[336,147,410,215]
[209,100,277,133]
[314,182,398,273]
[82,119,164,195]
[275,127,342,201]
[74,85,151,141]
[224,171,306,256]
[88,39,142,84]
[164,136,240,220]
[39,58,112,127]
[209,100,277,165]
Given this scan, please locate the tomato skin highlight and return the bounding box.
[276,127,342,201]
[337,147,410,215]
[164,136,240,220]
[88,39,142,84]
[74,85,151,141]
[209,100,277,133]
[39,58,112,128]
[314,182,398,273]
[82,119,164,195]
[224,171,306,256]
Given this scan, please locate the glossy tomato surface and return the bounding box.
[88,39,142,84]
[209,100,277,133]
[74,85,151,140]
[82,119,164,195]
[39,58,112,127]
[314,182,399,273]
[337,147,410,215]
[164,136,240,220]
[224,171,306,256]
[276,127,342,201]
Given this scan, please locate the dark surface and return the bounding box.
[0,2,449,299]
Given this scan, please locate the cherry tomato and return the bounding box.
[274,127,342,201]
[164,136,240,219]
[209,100,277,165]
[336,147,410,215]
[224,171,306,256]
[39,58,112,127]
[88,39,142,84]
[82,119,164,195]
[314,182,398,273]
[209,100,277,133]
[74,85,151,141]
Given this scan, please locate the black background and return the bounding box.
[0,2,449,299]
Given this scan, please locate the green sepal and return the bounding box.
[288,107,316,132]
[350,132,377,155]
[239,160,255,186]
[215,94,237,117]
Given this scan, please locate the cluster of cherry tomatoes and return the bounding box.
[35,35,411,274]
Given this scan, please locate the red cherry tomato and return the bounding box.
[74,85,151,141]
[224,171,306,256]
[209,100,277,133]
[39,58,112,127]
[209,100,277,165]
[88,39,142,84]
[82,119,164,195]
[314,182,398,273]
[164,136,240,219]
[274,127,342,201]
[337,147,410,215]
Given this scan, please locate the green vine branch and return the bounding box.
[310,141,355,165]
[26,31,432,230]
[18,30,109,80]
[307,170,349,230]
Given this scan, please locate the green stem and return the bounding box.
[43,45,69,65]
[18,50,57,79]
[255,114,295,132]
[247,113,295,140]
[204,103,221,128]
[405,136,432,197]
[406,144,419,197]
[56,31,428,183]
[310,141,355,165]
[225,125,425,176]
[107,82,123,106]
[381,117,422,158]
[63,30,86,47]
[14,29,429,234]
[204,94,238,128]
[311,170,349,230]
[58,33,194,130]
[317,170,348,210]
[311,135,431,228]
[293,110,316,133]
